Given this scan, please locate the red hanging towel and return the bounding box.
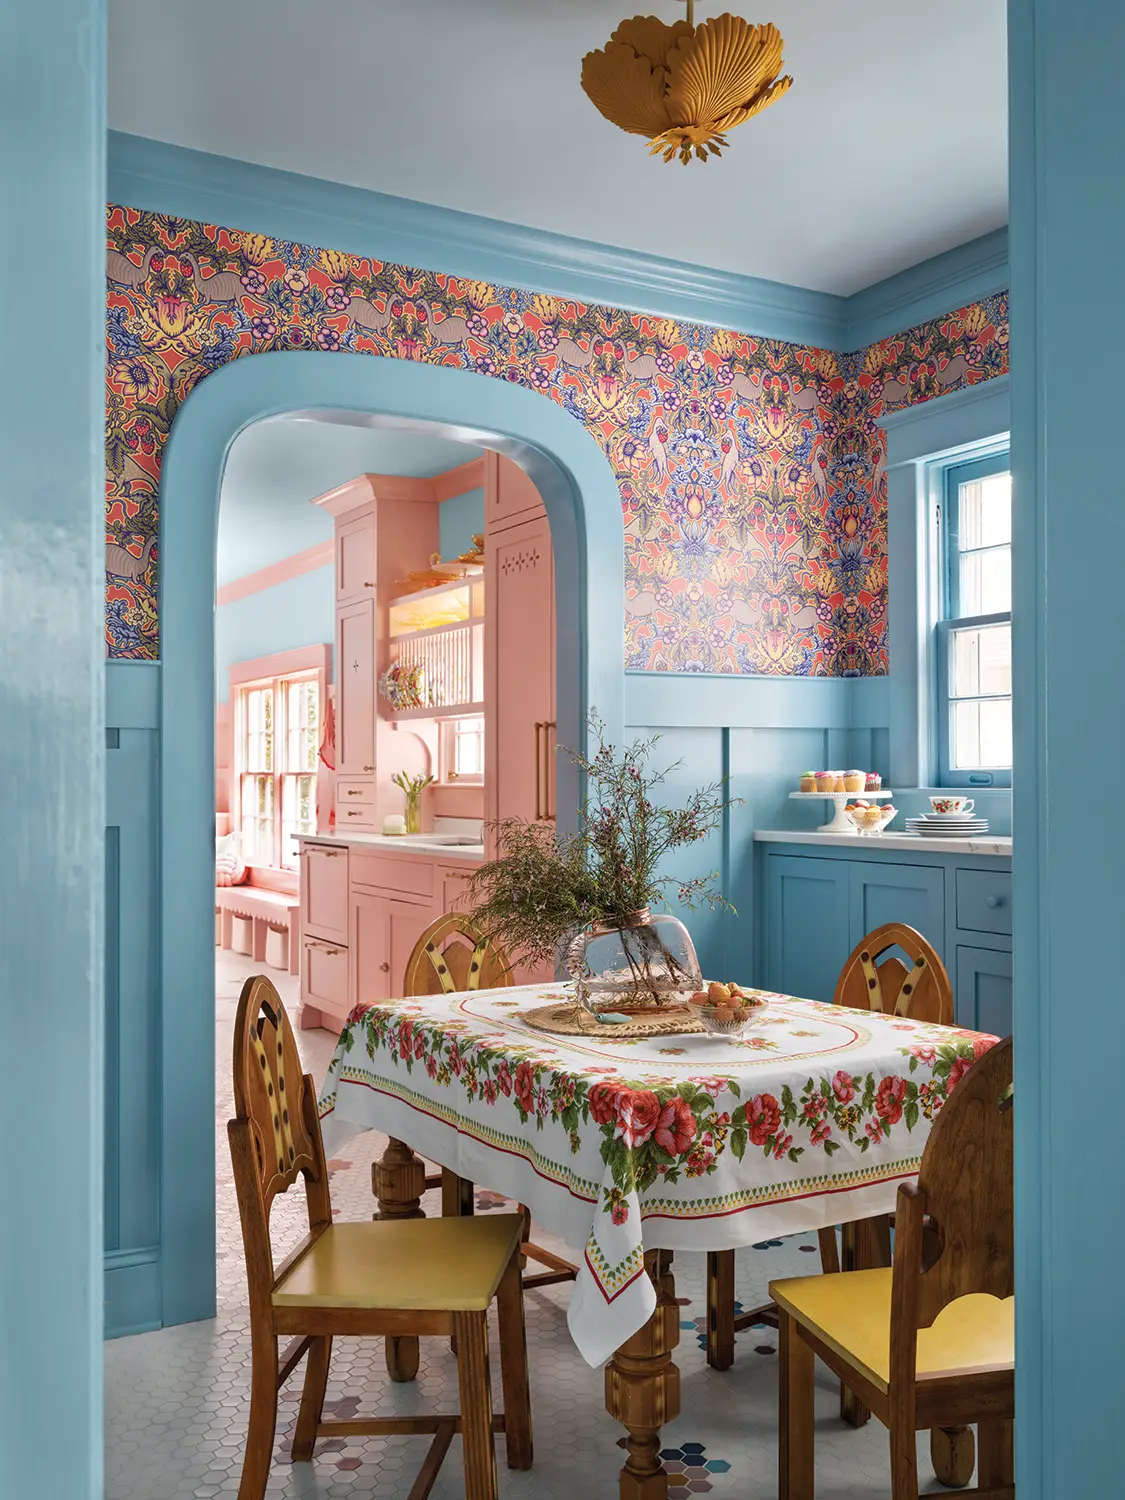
[316,690,336,830]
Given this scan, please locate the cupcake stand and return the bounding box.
[789,788,895,833]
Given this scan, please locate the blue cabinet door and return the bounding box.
[765,855,850,1001]
[955,945,1013,1036]
[849,861,946,957]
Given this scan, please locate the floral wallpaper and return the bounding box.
[104,204,1008,672]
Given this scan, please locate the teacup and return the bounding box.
[929,796,975,816]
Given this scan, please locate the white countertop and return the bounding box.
[299,831,484,862]
[754,829,1012,857]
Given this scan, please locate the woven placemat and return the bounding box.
[519,1000,705,1039]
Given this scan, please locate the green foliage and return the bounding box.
[466,715,740,967]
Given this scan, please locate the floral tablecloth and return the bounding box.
[318,983,996,1366]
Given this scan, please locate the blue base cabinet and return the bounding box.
[757,838,1013,1036]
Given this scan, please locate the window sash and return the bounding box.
[935,613,1012,788]
[234,670,320,868]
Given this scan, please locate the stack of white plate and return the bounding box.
[905,813,989,839]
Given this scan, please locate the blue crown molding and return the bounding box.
[107,131,1010,358]
[843,228,1010,350]
[107,132,848,348]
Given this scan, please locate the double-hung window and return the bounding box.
[235,669,321,869]
[935,452,1012,787]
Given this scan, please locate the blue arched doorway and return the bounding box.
[156,350,625,1324]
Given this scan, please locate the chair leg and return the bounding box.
[705,1250,736,1370]
[291,1335,332,1462]
[778,1311,814,1500]
[452,1310,498,1500]
[237,1334,278,1500]
[889,1420,919,1500]
[977,1419,1014,1488]
[930,1425,975,1488]
[495,1254,533,1470]
[817,1225,840,1275]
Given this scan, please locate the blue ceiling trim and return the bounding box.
[107,132,847,348]
[843,228,1010,350]
[107,132,1009,355]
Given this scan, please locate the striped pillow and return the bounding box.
[216,832,247,887]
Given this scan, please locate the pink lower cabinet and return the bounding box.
[301,842,349,944]
[350,889,434,1005]
[301,935,350,1029]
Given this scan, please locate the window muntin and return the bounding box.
[439,714,485,784]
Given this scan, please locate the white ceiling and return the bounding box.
[108,0,1007,297]
[217,418,481,584]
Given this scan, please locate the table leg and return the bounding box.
[705,1250,735,1371]
[930,1425,976,1489]
[605,1250,681,1499]
[372,1138,426,1382]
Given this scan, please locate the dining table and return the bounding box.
[317,980,998,1498]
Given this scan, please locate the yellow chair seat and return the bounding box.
[770,1267,1013,1394]
[274,1212,525,1313]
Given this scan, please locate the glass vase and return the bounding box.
[567,908,702,1015]
[404,788,422,834]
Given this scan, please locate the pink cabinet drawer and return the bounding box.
[336,803,377,831]
[350,850,436,899]
[303,936,350,1022]
[438,863,480,915]
[302,843,349,943]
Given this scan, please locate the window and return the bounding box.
[936,453,1012,787]
[235,671,320,868]
[440,714,485,784]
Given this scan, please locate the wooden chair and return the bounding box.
[771,1035,1014,1500]
[403,913,578,1292]
[705,923,955,1372]
[228,973,533,1500]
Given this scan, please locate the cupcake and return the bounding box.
[866,772,882,791]
[799,771,817,793]
[814,771,834,794]
[830,771,846,793]
[844,769,865,792]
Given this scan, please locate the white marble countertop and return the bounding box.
[753,829,1012,857]
[298,831,484,862]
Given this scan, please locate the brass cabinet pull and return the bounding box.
[363,765,374,772]
[533,721,543,820]
[346,810,365,818]
[364,581,375,588]
[544,720,556,821]
[379,961,391,973]
[317,848,343,858]
[345,789,364,796]
[306,939,342,956]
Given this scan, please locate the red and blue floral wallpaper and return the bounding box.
[105,205,1008,672]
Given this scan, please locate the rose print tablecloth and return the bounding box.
[318,983,996,1366]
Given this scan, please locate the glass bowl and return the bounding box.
[689,1003,769,1037]
[845,803,897,836]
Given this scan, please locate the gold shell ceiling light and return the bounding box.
[581,5,793,164]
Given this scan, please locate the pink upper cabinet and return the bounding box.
[484,450,547,534]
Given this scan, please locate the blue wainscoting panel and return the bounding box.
[104,675,162,1337]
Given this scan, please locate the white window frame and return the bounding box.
[438,713,485,786]
[228,646,331,871]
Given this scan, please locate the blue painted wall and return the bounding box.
[1009,2,1125,1494]
[215,565,334,701]
[439,487,485,563]
[0,1,107,1494]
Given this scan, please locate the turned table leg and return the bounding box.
[605,1250,681,1499]
[930,1425,976,1488]
[373,1137,426,1381]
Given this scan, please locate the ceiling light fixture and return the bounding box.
[581,1,793,165]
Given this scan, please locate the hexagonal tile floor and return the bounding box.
[103,952,960,1497]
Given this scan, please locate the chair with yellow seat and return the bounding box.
[403,913,578,1291]
[228,973,533,1500]
[705,923,954,1371]
[770,1034,1014,1500]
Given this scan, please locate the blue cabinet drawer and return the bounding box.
[956,869,1013,935]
